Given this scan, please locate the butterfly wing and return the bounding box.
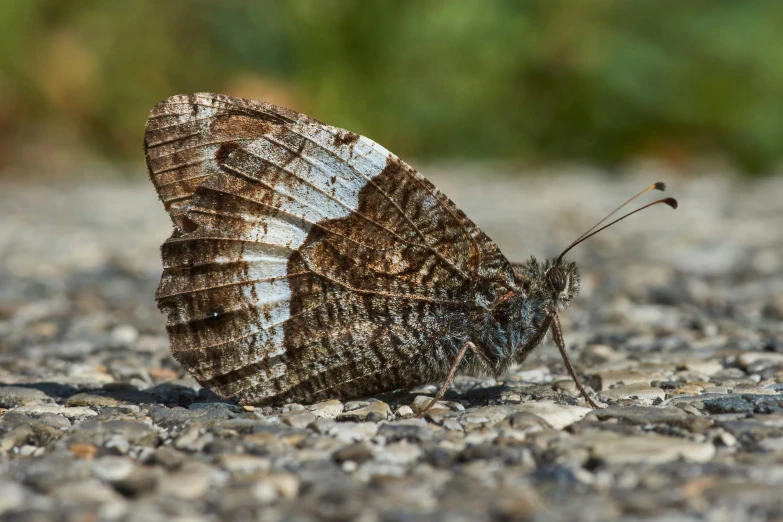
[145,93,513,405]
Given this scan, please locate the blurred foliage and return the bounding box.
[0,0,782,175]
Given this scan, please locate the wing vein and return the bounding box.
[159,271,309,299]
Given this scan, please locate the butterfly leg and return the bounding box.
[550,312,599,408]
[417,341,475,418]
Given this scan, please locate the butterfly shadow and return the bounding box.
[0,380,236,409]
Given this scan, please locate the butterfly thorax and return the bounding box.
[462,256,580,378]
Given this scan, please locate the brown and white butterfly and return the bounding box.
[145,93,675,411]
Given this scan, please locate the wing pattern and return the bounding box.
[145,93,514,405]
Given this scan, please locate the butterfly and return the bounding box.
[145,93,676,413]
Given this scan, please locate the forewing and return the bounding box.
[145,93,513,404]
[145,93,317,231]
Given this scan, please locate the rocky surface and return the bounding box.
[1,167,782,521]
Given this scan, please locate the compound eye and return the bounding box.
[547,266,567,294]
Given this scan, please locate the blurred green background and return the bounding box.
[1,0,782,177]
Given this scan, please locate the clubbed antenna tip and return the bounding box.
[556,184,679,264]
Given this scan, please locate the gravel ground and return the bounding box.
[1,166,782,521]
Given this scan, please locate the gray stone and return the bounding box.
[744,394,783,413]
[173,423,211,452]
[378,419,433,442]
[0,386,53,408]
[92,406,144,422]
[459,405,516,427]
[109,324,139,348]
[65,393,121,408]
[307,399,344,418]
[15,454,93,493]
[68,419,159,447]
[18,445,38,457]
[512,401,591,430]
[514,366,550,383]
[568,431,716,465]
[731,382,780,394]
[328,421,378,442]
[702,396,755,415]
[596,371,653,391]
[372,441,422,465]
[188,401,245,414]
[721,420,783,440]
[148,405,198,429]
[343,401,370,411]
[158,462,219,500]
[442,419,464,431]
[31,412,71,430]
[151,446,187,470]
[52,479,123,505]
[105,434,130,455]
[410,395,463,414]
[590,405,688,424]
[758,437,783,452]
[216,453,271,473]
[683,360,724,376]
[333,442,374,464]
[509,412,554,431]
[0,426,33,453]
[111,465,162,497]
[251,473,300,503]
[738,352,783,370]
[98,384,158,405]
[148,402,243,430]
[12,404,97,420]
[279,410,317,429]
[0,480,26,514]
[552,379,580,396]
[599,383,665,404]
[92,456,136,482]
[395,405,415,418]
[308,417,338,435]
[0,412,65,449]
[336,401,391,422]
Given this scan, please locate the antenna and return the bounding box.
[566,182,666,252]
[556,194,677,264]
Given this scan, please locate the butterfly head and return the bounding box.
[508,257,580,312]
[544,260,579,309]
